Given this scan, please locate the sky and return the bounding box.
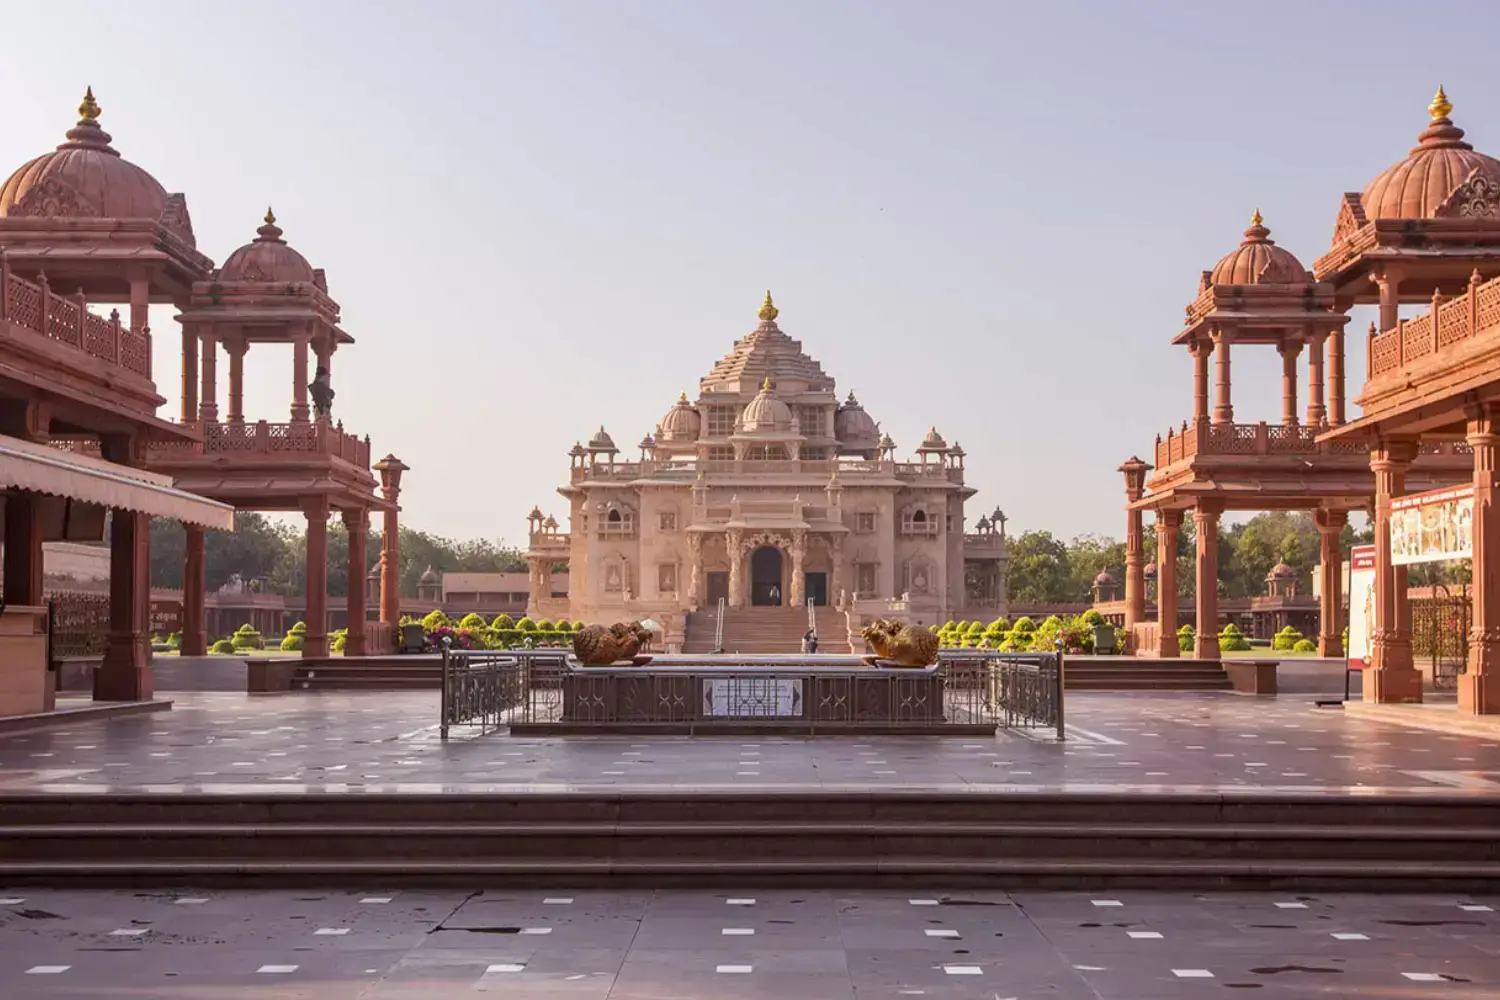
[2,0,1493,546]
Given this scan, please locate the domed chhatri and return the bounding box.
[739,377,797,433]
[217,207,317,284]
[656,392,701,444]
[1350,86,1500,229]
[1208,210,1308,286]
[588,426,618,452]
[834,391,879,446]
[917,426,948,453]
[0,87,183,230]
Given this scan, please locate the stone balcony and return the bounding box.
[962,532,1006,557]
[1360,272,1500,410]
[145,419,372,469]
[2,267,153,381]
[1153,419,1472,469]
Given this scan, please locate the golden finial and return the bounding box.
[758,289,779,322]
[761,376,774,391]
[1430,85,1453,121]
[1251,207,1263,227]
[678,391,688,403]
[264,206,276,226]
[78,86,101,121]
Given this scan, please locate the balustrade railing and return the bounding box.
[1154,419,1470,467]
[148,418,371,466]
[1368,273,1500,379]
[0,261,151,378]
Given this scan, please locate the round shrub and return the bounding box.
[491,613,515,629]
[555,619,572,631]
[1079,609,1105,628]
[210,638,235,655]
[331,628,348,652]
[457,613,488,630]
[1218,623,1252,652]
[422,609,450,631]
[538,619,555,631]
[517,617,538,632]
[280,633,305,652]
[1177,623,1195,653]
[1292,638,1317,653]
[1272,625,1304,651]
[288,621,308,636]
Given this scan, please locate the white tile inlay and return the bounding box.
[1403,972,1444,981]
[908,898,939,906]
[925,928,960,938]
[717,964,753,974]
[520,927,552,935]
[1331,932,1369,941]
[1274,902,1308,909]
[26,966,70,974]
[1127,930,1163,939]
[314,927,349,936]
[727,898,756,905]
[360,897,392,904]
[943,965,982,975]
[1173,969,1214,978]
[1091,899,1123,907]
[109,928,148,936]
[0,897,26,904]
[722,927,755,935]
[543,897,574,905]
[486,964,526,973]
[257,965,299,974]
[1460,904,1494,912]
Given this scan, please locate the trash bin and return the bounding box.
[1092,623,1116,655]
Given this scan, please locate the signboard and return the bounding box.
[702,678,803,717]
[1346,545,1376,670]
[1391,484,1474,566]
[150,600,182,634]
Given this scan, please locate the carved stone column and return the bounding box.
[1329,331,1347,426]
[343,508,368,657]
[97,436,152,701]
[727,529,745,607]
[226,336,246,425]
[685,532,703,608]
[526,556,546,609]
[1191,339,1210,425]
[1192,501,1222,660]
[1366,439,1420,703]
[1211,330,1233,425]
[1306,331,1328,427]
[291,327,311,423]
[198,328,219,423]
[790,529,807,607]
[303,496,330,658]
[182,524,208,656]
[373,455,408,634]
[830,534,845,607]
[1375,267,1402,333]
[1464,407,1500,713]
[1154,508,1181,658]
[180,327,199,425]
[1315,508,1347,657]
[2,494,43,606]
[1278,339,1301,427]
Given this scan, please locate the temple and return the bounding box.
[525,292,1009,651]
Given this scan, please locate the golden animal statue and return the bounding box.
[572,621,654,666]
[860,618,940,667]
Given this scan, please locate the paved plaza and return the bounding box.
[0,886,1496,998]
[0,690,1498,796]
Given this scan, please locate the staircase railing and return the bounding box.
[713,596,726,653]
[807,594,816,634]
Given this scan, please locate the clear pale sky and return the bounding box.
[1,0,1490,545]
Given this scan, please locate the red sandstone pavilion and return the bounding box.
[0,89,404,715]
[1121,86,1500,715]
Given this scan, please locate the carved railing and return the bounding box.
[571,457,962,482]
[1154,419,1471,467]
[146,419,371,467]
[1368,274,1500,378]
[0,261,151,378]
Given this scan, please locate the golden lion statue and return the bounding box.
[860,619,940,667]
[572,621,653,666]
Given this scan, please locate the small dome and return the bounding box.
[975,515,992,532]
[739,378,796,433]
[0,89,175,225]
[657,392,701,443]
[1208,211,1307,285]
[1357,88,1500,224]
[1266,562,1297,580]
[419,565,440,584]
[569,441,586,457]
[1094,569,1116,585]
[917,426,948,453]
[543,515,558,529]
[835,391,879,444]
[528,505,544,520]
[638,434,656,451]
[949,442,966,458]
[878,432,896,451]
[588,426,617,452]
[217,209,316,284]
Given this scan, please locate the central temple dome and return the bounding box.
[0,89,173,224]
[1356,87,1500,224]
[1208,211,1307,286]
[738,378,797,434]
[218,209,316,284]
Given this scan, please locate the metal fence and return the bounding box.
[439,647,1065,739]
[47,591,111,661]
[1412,594,1468,690]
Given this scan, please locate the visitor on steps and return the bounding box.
[803,629,819,654]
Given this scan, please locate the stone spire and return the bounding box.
[758,289,779,322]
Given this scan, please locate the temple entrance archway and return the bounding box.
[751,546,784,606]
[805,572,828,608]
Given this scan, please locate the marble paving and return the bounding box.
[0,691,1498,796]
[0,887,1495,998]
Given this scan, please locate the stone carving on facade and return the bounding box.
[14,176,101,219]
[685,532,703,606]
[1437,169,1500,219]
[158,192,197,247]
[1330,193,1368,246]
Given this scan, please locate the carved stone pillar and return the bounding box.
[790,529,807,607]
[180,328,199,425]
[1464,407,1500,713]
[1329,331,1347,426]
[1154,508,1181,658]
[1191,339,1210,425]
[1192,502,1221,659]
[1375,267,1402,333]
[686,532,703,608]
[2,493,43,606]
[303,496,330,658]
[527,556,546,609]
[97,436,152,701]
[830,534,845,607]
[1315,509,1347,658]
[1306,331,1328,427]
[343,508,368,657]
[373,455,407,633]
[291,328,311,423]
[226,337,246,425]
[199,328,219,423]
[1278,339,1301,427]
[1366,439,1421,703]
[1211,330,1233,425]
[727,529,745,607]
[182,524,207,656]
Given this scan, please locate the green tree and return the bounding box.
[1007,531,1074,603]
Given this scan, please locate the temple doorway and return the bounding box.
[706,572,729,605]
[750,546,783,606]
[805,572,828,608]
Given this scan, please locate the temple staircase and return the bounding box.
[683,605,851,654]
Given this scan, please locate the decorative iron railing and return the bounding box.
[439,647,568,738]
[0,262,152,377]
[936,650,1064,738]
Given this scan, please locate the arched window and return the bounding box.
[913,510,927,523]
[608,509,622,523]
